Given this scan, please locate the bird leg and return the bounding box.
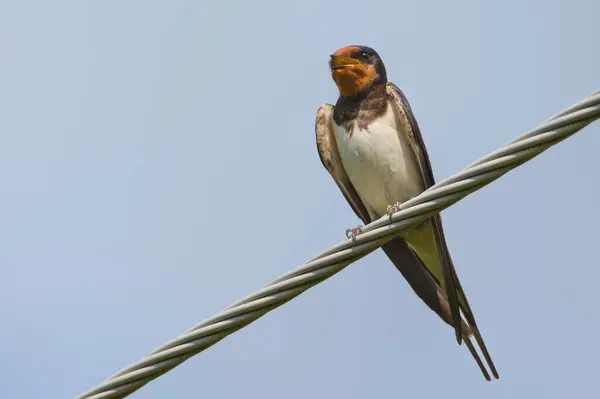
[386,201,403,222]
[345,225,363,243]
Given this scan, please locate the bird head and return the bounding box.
[329,45,387,97]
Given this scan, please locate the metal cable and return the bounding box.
[77,90,600,399]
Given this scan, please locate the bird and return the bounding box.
[314,45,499,380]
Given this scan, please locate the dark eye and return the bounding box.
[360,52,370,60]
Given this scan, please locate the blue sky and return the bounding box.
[1,1,599,398]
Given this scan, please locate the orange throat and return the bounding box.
[332,65,377,97]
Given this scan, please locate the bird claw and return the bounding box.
[345,226,363,243]
[386,202,403,222]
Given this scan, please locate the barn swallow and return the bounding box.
[315,45,499,380]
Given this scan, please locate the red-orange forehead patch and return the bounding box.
[332,46,360,58]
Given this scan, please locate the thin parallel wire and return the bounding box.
[77,90,600,399]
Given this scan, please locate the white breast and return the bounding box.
[334,102,424,217]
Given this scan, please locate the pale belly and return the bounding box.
[334,105,424,218]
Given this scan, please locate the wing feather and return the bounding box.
[386,83,498,379]
[316,104,370,224]
[385,83,463,342]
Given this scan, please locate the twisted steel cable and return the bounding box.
[77,90,600,399]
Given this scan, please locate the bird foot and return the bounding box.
[345,225,363,243]
[386,201,403,222]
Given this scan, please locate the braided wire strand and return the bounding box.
[77,90,600,399]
